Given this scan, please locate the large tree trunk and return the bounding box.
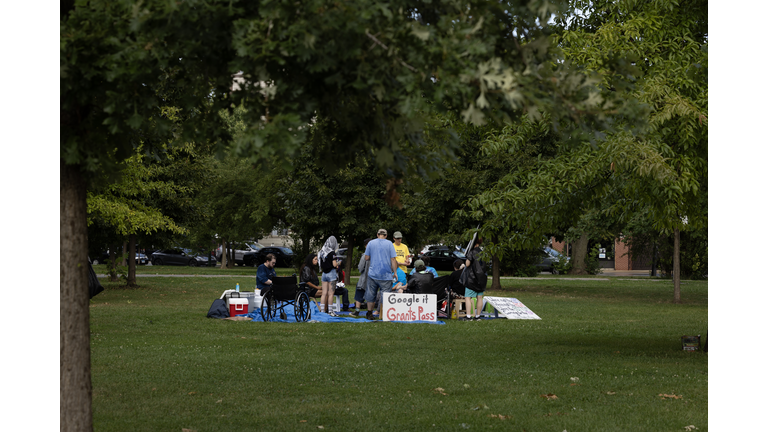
[571,233,590,275]
[219,238,228,269]
[491,235,501,290]
[128,233,137,286]
[60,161,93,432]
[673,227,681,303]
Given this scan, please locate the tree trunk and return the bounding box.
[121,241,127,266]
[491,235,501,290]
[219,238,228,269]
[60,161,94,432]
[673,227,681,303]
[108,246,118,282]
[344,236,353,285]
[128,234,136,286]
[571,233,590,275]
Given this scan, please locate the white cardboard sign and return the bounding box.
[382,293,437,322]
[483,297,541,320]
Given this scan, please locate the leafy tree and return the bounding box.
[61,1,632,428]
[556,0,708,300]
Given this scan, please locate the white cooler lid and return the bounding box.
[228,298,249,305]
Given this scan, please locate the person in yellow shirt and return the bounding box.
[392,231,412,273]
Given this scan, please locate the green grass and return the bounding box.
[90,274,707,431]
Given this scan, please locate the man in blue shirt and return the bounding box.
[256,253,277,294]
[363,228,398,320]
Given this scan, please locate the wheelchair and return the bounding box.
[260,275,313,322]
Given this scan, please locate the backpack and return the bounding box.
[320,251,336,273]
[206,299,229,319]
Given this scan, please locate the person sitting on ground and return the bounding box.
[256,253,277,294]
[299,253,322,299]
[448,259,466,299]
[334,259,350,311]
[409,255,438,278]
[392,264,408,293]
[404,259,434,294]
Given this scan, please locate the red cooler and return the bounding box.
[228,298,249,316]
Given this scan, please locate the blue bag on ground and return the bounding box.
[206,299,229,319]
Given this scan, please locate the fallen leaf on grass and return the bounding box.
[182,429,197,432]
[299,420,307,423]
[317,426,324,429]
[570,377,579,382]
[569,383,579,386]
[433,387,448,395]
[606,392,616,395]
[489,414,511,420]
[540,394,558,400]
[188,392,196,395]
[683,426,697,431]
[659,394,683,400]
[216,400,222,403]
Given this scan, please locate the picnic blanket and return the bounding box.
[239,301,445,324]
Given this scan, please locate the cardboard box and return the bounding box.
[228,298,249,316]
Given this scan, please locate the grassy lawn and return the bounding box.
[90,271,707,431]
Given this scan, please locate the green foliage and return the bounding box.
[552,252,573,275]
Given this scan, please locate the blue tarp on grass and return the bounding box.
[240,301,445,324]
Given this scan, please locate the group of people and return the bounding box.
[255,228,488,321]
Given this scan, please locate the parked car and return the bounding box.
[243,246,295,267]
[534,247,568,274]
[216,242,263,266]
[93,251,149,265]
[418,248,467,271]
[151,248,210,266]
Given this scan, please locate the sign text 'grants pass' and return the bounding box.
[383,293,437,322]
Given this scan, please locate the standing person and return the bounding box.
[352,239,372,316]
[364,229,398,320]
[256,253,277,294]
[392,231,411,273]
[463,237,488,321]
[318,236,340,316]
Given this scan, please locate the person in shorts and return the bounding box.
[463,237,488,321]
[363,229,398,320]
[319,236,340,316]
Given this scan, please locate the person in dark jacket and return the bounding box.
[256,253,277,294]
[463,237,488,321]
[405,259,434,294]
[447,259,466,299]
[299,253,322,299]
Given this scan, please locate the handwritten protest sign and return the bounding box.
[383,293,437,322]
[483,297,541,320]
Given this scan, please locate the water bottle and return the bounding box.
[236,283,240,292]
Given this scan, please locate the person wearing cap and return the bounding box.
[363,228,398,320]
[402,259,434,294]
[392,231,411,273]
[409,255,438,278]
